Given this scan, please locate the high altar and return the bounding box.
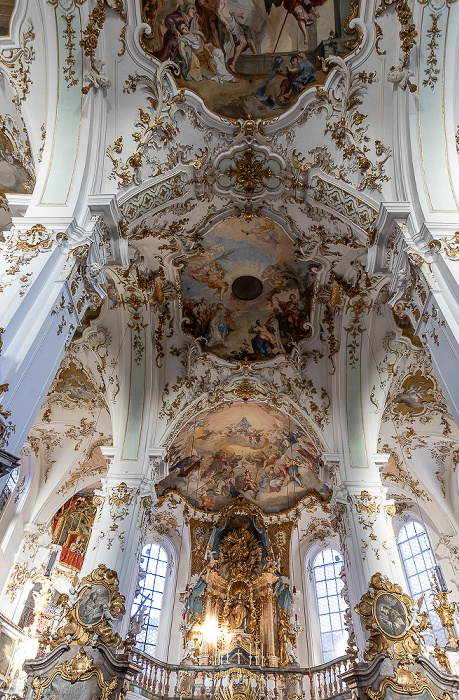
[181,500,298,668]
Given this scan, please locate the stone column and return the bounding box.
[0,215,125,458]
[78,450,162,637]
[330,468,407,658]
[266,591,277,667]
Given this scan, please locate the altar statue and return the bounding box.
[229,593,249,630]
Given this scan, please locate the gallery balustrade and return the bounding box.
[129,651,352,700]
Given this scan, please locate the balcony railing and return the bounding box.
[129,652,352,700]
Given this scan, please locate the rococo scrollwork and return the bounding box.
[31,647,118,700]
[39,564,127,651]
[354,573,431,660]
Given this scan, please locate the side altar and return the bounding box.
[181,500,299,668]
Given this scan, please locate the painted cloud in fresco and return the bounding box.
[180,216,318,362]
[159,403,328,513]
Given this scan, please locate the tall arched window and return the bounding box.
[131,543,168,657]
[398,521,447,645]
[312,548,348,663]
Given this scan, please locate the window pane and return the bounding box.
[398,522,448,645]
[131,544,168,657]
[0,468,19,517]
[312,548,348,663]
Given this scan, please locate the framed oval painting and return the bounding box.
[374,592,408,639]
[75,584,109,627]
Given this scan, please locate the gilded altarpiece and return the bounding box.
[185,501,296,667]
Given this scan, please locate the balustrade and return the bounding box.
[129,651,351,700]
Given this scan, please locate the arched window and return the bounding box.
[398,521,447,645]
[0,467,19,518]
[131,543,168,657]
[312,548,348,663]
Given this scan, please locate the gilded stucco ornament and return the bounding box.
[107,65,185,187]
[0,18,35,109]
[216,145,283,198]
[367,661,453,700]
[31,647,118,700]
[39,563,128,651]
[0,114,35,208]
[430,572,458,647]
[376,0,417,92]
[432,232,459,260]
[355,573,431,660]
[80,0,126,92]
[0,383,14,449]
[300,57,391,192]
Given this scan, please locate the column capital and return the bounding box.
[322,452,341,468]
[149,447,167,481]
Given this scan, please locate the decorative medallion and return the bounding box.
[355,573,431,661]
[40,564,127,651]
[216,147,282,198]
[392,370,436,415]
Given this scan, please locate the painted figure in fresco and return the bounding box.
[250,320,283,357]
[195,0,221,48]
[242,469,259,497]
[265,0,325,47]
[215,0,256,74]
[153,4,198,62]
[176,22,236,84]
[207,303,235,345]
[265,309,284,352]
[277,54,317,101]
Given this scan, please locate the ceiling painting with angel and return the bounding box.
[159,402,329,512]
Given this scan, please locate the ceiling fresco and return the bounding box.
[159,402,328,512]
[138,0,358,119]
[181,215,318,361]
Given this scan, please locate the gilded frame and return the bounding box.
[366,662,452,700]
[355,574,431,661]
[31,648,118,700]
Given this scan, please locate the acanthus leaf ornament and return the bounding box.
[0,18,35,109]
[300,58,391,192]
[107,65,185,188]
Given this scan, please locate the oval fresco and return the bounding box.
[138,0,359,119]
[180,215,318,361]
[159,402,329,512]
